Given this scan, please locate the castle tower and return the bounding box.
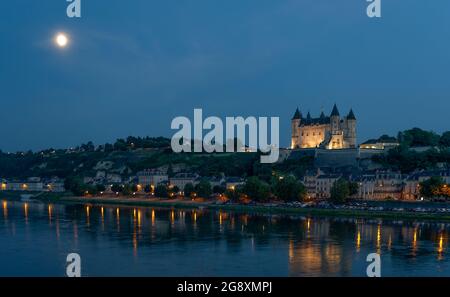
[306,111,312,124]
[291,108,301,149]
[346,109,357,148]
[330,104,340,133]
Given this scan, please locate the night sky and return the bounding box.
[1,0,449,152]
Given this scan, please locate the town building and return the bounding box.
[1,177,65,192]
[137,169,168,187]
[3,181,44,192]
[302,169,341,199]
[170,173,200,190]
[303,171,319,200]
[315,174,342,199]
[354,170,405,200]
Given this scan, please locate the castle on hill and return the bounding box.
[291,104,356,150]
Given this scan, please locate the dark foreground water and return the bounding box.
[0,199,449,276]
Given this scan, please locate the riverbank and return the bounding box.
[3,193,450,221]
[50,196,450,222]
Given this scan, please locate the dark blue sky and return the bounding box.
[1,0,449,152]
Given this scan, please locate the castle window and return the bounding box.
[313,132,315,136]
[306,133,309,136]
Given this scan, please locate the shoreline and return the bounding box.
[49,196,450,222]
[4,193,450,221]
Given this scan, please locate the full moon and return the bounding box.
[55,33,69,48]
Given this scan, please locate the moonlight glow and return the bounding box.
[55,33,69,48]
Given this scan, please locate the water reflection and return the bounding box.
[438,233,444,260]
[376,224,381,253]
[48,204,53,223]
[3,200,8,220]
[0,200,449,276]
[101,207,105,231]
[356,230,361,252]
[86,205,90,227]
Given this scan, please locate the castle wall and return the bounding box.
[325,132,344,149]
[314,148,359,168]
[298,124,329,148]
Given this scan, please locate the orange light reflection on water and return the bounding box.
[3,200,8,219]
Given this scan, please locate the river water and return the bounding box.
[0,200,448,276]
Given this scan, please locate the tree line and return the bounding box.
[372,128,450,173]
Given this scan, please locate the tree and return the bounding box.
[213,185,226,194]
[348,181,359,196]
[330,179,350,204]
[81,141,95,152]
[184,183,195,197]
[154,184,168,198]
[64,176,90,196]
[167,164,174,178]
[377,134,397,143]
[225,186,243,202]
[440,131,450,147]
[372,145,442,173]
[273,176,306,202]
[122,184,133,196]
[195,180,212,198]
[113,139,127,151]
[96,184,106,193]
[64,176,81,192]
[420,176,445,198]
[144,185,152,193]
[243,176,270,202]
[111,184,122,193]
[398,128,440,147]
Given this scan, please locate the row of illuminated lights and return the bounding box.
[1,183,56,191]
[1,182,238,196]
[83,183,233,198]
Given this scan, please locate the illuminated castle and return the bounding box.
[291,104,356,149]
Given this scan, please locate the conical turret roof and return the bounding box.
[305,111,311,124]
[292,108,301,120]
[347,109,356,120]
[330,104,340,117]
